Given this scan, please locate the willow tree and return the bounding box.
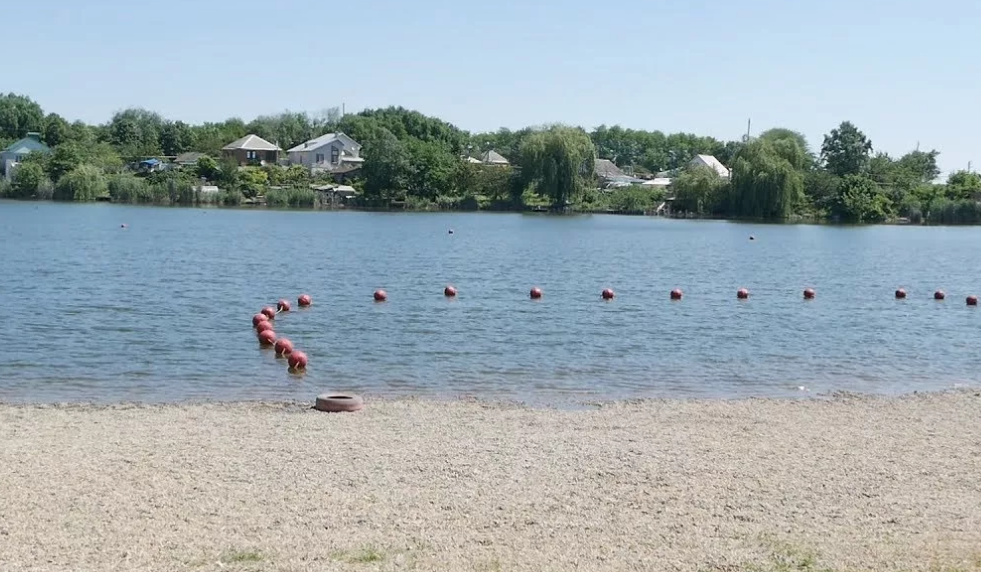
[518,125,596,207]
[729,136,805,219]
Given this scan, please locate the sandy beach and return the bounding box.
[1,391,980,572]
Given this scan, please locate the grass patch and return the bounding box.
[220,549,264,563]
[332,545,386,564]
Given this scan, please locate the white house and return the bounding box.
[287,132,364,173]
[689,154,730,179]
[1,132,51,179]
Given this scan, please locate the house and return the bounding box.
[479,150,509,166]
[287,132,364,174]
[595,159,645,188]
[222,134,281,166]
[1,132,51,179]
[689,154,730,179]
[174,152,206,167]
[595,159,626,181]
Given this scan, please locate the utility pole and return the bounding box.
[968,161,972,172]
[744,118,751,141]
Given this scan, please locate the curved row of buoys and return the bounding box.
[367,286,980,304]
[250,294,317,373]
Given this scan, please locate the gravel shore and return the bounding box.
[2,391,980,572]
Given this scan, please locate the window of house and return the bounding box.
[330,148,340,164]
[246,150,257,159]
[316,153,325,163]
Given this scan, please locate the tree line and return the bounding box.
[1,92,978,223]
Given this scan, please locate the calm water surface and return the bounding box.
[1,200,979,404]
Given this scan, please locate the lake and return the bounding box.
[1,200,979,404]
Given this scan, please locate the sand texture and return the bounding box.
[1,391,980,571]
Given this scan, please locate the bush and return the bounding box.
[0,178,12,198]
[11,162,45,198]
[108,174,152,203]
[220,190,243,206]
[54,165,108,201]
[265,187,315,208]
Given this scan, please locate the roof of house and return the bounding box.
[480,150,509,164]
[287,132,360,153]
[222,134,281,151]
[3,133,51,155]
[690,154,730,177]
[594,158,625,179]
[465,156,483,164]
[175,152,205,164]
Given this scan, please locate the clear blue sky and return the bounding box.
[6,0,979,176]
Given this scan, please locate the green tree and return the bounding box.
[405,139,457,199]
[729,137,804,219]
[108,108,164,158]
[239,167,268,198]
[361,128,411,200]
[945,170,981,201]
[672,165,727,215]
[820,121,872,177]
[518,125,596,207]
[10,161,45,198]
[159,120,194,155]
[834,174,892,223]
[43,113,70,147]
[0,93,44,140]
[54,165,108,201]
[803,169,842,214]
[195,156,221,180]
[47,142,82,182]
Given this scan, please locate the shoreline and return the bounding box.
[0,197,964,226]
[3,389,980,571]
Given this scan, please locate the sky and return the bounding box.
[5,0,980,177]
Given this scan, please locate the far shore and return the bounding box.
[2,389,979,571]
[0,197,954,226]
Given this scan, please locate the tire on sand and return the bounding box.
[314,393,364,413]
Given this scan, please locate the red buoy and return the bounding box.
[373,289,387,302]
[298,294,312,307]
[601,288,615,300]
[895,288,907,299]
[968,295,978,306]
[261,306,277,320]
[288,350,308,371]
[934,290,946,300]
[444,285,457,297]
[670,288,683,301]
[274,337,293,356]
[803,288,815,300]
[252,313,269,328]
[255,320,274,334]
[530,287,543,299]
[277,299,291,312]
[257,329,276,346]
[737,288,750,299]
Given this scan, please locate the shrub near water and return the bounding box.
[108,174,152,203]
[265,187,315,207]
[54,165,108,201]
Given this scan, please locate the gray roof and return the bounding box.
[222,134,281,151]
[288,133,338,153]
[480,150,509,164]
[3,133,50,155]
[594,158,625,179]
[288,132,360,153]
